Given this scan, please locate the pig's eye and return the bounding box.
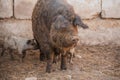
[27,40,31,44]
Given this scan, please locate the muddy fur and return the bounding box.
[32,0,88,73]
[50,15,79,48]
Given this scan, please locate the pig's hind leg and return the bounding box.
[1,48,6,56]
[61,52,67,70]
[8,48,14,60]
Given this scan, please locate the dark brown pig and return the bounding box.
[50,15,79,69]
[32,0,88,73]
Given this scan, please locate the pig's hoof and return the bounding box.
[11,58,15,61]
[40,54,46,61]
[40,57,45,61]
[20,59,24,63]
[61,66,67,70]
[53,60,57,64]
[46,63,52,73]
[46,68,51,73]
[1,53,4,56]
[69,60,73,64]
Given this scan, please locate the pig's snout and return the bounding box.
[72,36,79,45]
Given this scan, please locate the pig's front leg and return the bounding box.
[61,51,67,70]
[21,50,27,62]
[1,48,6,56]
[46,51,54,73]
[8,48,14,60]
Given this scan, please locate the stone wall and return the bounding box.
[0,0,120,45]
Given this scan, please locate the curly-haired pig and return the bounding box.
[32,0,88,73]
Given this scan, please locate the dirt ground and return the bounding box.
[0,45,120,80]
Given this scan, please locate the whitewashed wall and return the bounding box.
[0,0,120,45]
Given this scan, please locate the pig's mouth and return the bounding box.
[69,35,79,46]
[62,36,79,48]
[72,38,79,46]
[70,40,79,49]
[73,42,78,47]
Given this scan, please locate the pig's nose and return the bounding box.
[72,37,79,43]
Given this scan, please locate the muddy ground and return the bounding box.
[0,45,120,80]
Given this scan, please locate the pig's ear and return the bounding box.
[73,14,89,29]
[52,15,66,30]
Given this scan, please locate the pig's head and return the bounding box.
[50,15,79,49]
[26,39,38,50]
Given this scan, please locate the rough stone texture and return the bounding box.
[0,20,33,40]
[14,0,37,19]
[66,0,101,19]
[102,0,120,18]
[0,0,13,18]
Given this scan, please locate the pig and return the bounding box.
[32,0,88,73]
[50,15,79,67]
[66,48,75,64]
[1,36,38,62]
[53,48,75,64]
